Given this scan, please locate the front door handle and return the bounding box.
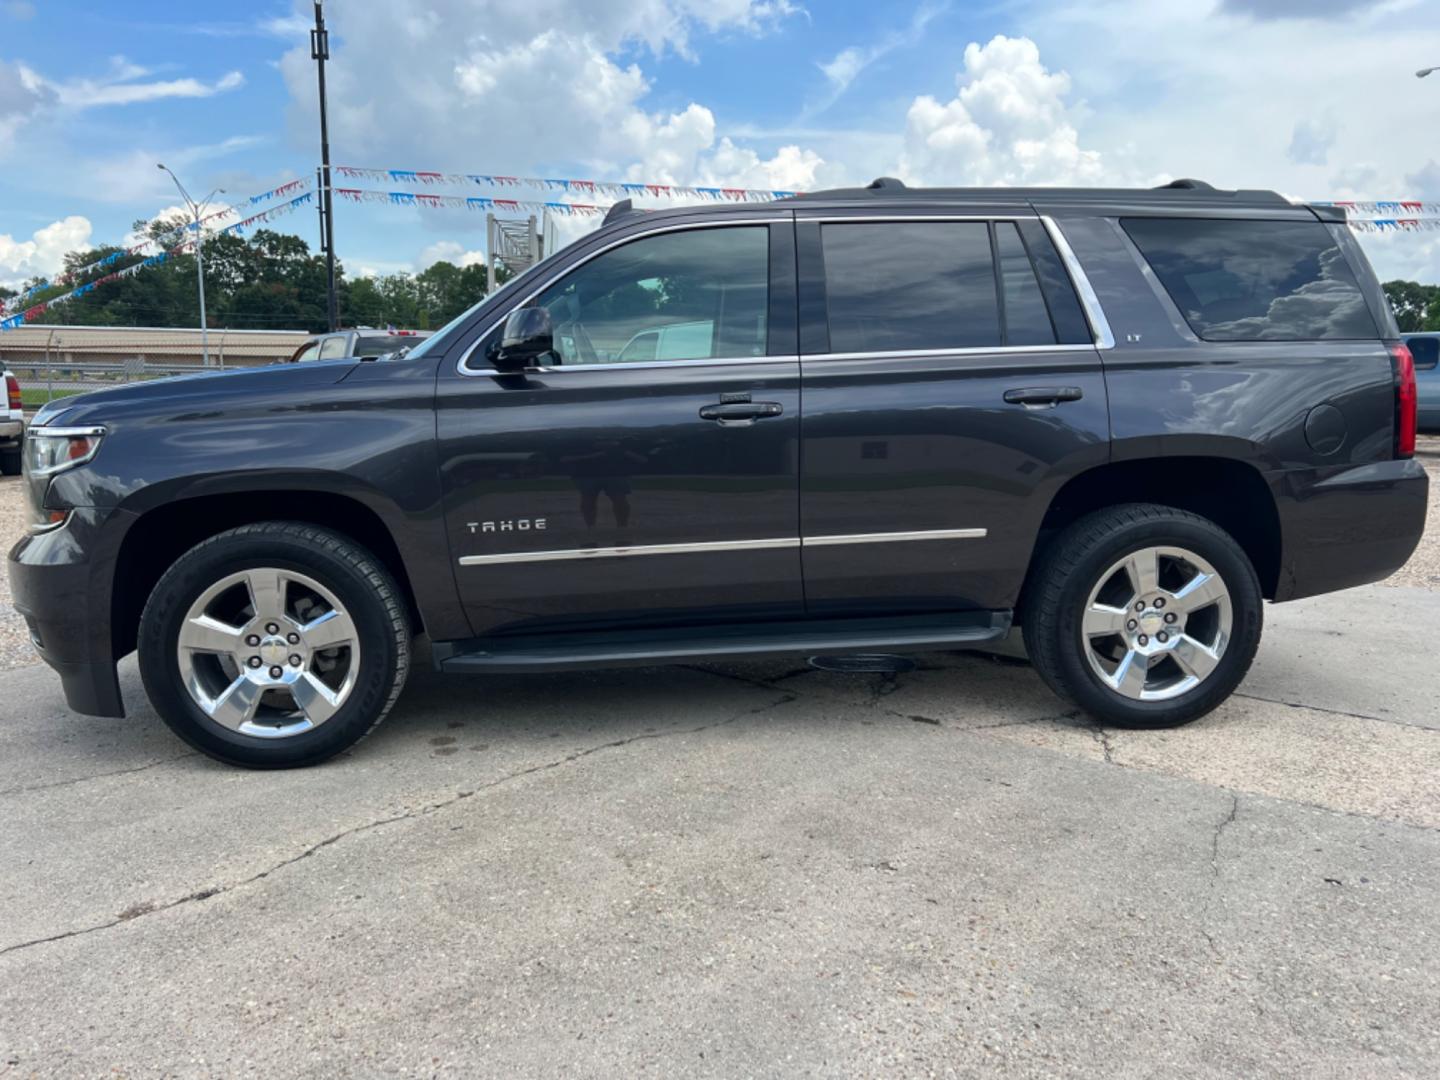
[699,402,784,424]
[1003,386,1084,408]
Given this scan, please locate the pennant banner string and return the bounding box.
[335,166,798,202]
[2,178,313,316]
[336,187,607,216]
[1,192,314,331]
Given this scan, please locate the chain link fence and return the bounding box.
[0,326,314,409]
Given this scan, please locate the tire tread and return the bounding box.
[1021,502,1261,728]
[138,521,410,765]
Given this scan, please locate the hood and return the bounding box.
[30,359,361,429]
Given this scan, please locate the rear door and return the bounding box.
[795,208,1110,615]
[435,216,803,636]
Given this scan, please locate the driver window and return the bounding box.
[530,226,769,366]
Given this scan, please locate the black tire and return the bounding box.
[1021,503,1262,729]
[139,522,411,768]
[0,448,20,476]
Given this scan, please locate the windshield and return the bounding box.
[404,258,554,361]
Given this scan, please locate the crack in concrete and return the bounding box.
[1089,721,1117,765]
[1210,793,1240,879]
[0,693,794,961]
[965,711,1081,732]
[0,752,200,798]
[1233,692,1436,732]
[1198,792,1241,961]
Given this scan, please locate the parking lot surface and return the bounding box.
[2,450,1438,1077]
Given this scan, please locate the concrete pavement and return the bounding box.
[1,586,1438,1077]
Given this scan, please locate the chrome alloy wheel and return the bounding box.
[176,568,360,738]
[1080,545,1233,702]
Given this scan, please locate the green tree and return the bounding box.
[1383,280,1440,332]
[8,223,499,333]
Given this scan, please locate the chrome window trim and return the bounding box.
[458,527,987,567]
[456,218,789,377]
[467,355,793,376]
[812,344,1097,362]
[456,212,1111,374]
[1039,215,1115,350]
[803,214,1039,223]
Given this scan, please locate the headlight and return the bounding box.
[25,426,106,477]
[23,426,105,533]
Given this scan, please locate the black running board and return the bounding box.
[432,610,1012,674]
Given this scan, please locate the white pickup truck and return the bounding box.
[1,368,23,475]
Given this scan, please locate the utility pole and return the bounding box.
[312,0,338,331]
[157,164,223,366]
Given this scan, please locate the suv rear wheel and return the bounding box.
[138,523,411,768]
[1022,504,1262,728]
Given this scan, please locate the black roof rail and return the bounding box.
[866,177,907,190]
[1155,178,1216,191]
[603,198,639,225]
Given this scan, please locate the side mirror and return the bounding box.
[491,306,554,372]
[1408,336,1439,371]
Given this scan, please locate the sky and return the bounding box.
[2,0,1440,292]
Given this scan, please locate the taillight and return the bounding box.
[4,375,18,412]
[1391,343,1417,459]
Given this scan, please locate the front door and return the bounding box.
[436,219,803,637]
[795,212,1111,615]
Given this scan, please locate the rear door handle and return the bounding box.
[699,402,784,423]
[1003,386,1084,407]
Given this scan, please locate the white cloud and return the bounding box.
[1006,0,1440,279]
[1288,117,1336,166]
[813,2,949,110]
[0,59,52,148]
[46,66,245,108]
[1217,0,1389,18]
[0,216,93,288]
[82,137,266,205]
[896,35,1105,187]
[419,240,486,269]
[277,0,816,206]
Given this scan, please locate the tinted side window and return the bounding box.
[821,222,1000,353]
[996,223,1056,346]
[1015,219,1093,345]
[1122,218,1378,342]
[531,226,769,365]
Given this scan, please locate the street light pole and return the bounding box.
[312,0,338,332]
[157,163,224,367]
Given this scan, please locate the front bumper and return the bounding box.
[8,506,135,717]
[1271,458,1430,602]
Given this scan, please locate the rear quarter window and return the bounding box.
[1122,218,1378,342]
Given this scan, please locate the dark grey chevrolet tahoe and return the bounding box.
[8,178,1429,768]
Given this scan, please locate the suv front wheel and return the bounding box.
[1022,504,1263,728]
[138,523,411,768]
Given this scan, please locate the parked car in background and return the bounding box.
[9,178,1429,768]
[285,328,432,363]
[1405,333,1440,432]
[1,368,23,475]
